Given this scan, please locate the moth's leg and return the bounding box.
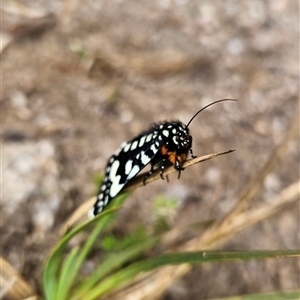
[175,157,185,179]
[189,147,197,158]
[159,163,166,180]
[143,164,155,185]
[159,157,171,180]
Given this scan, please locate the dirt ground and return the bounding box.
[2,0,299,299]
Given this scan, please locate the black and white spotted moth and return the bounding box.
[91,99,236,216]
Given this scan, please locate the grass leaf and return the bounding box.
[73,235,160,299]
[83,249,300,299]
[43,193,129,299]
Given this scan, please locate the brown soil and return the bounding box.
[2,0,299,299]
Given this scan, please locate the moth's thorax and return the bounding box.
[157,121,192,153]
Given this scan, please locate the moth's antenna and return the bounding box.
[186,99,237,128]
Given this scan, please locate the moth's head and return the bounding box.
[166,121,192,151]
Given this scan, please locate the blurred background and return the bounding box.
[2,0,299,298]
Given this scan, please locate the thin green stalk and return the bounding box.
[84,250,300,300]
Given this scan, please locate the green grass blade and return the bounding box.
[43,208,117,299]
[55,247,80,300]
[73,235,160,299]
[57,193,129,299]
[43,246,65,300]
[43,193,129,299]
[74,192,130,270]
[84,249,300,299]
[55,218,106,299]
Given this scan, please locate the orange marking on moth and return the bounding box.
[160,146,187,167]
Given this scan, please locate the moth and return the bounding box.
[91,99,236,216]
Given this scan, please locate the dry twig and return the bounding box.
[0,256,38,300]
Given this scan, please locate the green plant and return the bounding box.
[42,191,300,300]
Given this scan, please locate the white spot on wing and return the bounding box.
[127,165,140,180]
[138,136,146,147]
[131,140,138,150]
[109,161,120,181]
[109,160,123,197]
[88,209,95,219]
[140,151,151,165]
[125,160,133,175]
[123,143,131,152]
[110,180,123,197]
[151,144,158,153]
[146,134,153,142]
[97,200,104,208]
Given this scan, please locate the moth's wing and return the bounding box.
[91,131,163,216]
